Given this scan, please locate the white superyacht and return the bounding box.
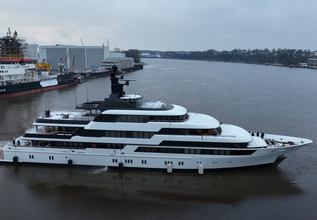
[1,66,312,173]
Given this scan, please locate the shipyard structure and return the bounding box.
[23,44,134,71]
[39,45,134,71]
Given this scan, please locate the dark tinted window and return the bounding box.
[34,141,125,149]
[158,128,220,136]
[160,141,248,148]
[135,147,255,155]
[93,114,189,123]
[81,129,155,139]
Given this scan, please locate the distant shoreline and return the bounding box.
[142,57,317,70]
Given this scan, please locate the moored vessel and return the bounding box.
[0,29,77,99]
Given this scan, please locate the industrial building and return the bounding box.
[23,43,133,71]
[39,44,110,70]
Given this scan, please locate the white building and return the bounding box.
[101,57,134,70]
[308,58,317,67]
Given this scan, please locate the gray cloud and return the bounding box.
[1,0,316,50]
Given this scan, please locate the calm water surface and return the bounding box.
[0,59,316,220]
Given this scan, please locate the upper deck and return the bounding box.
[34,111,94,126]
[102,104,186,116]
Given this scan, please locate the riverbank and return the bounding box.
[143,57,317,70]
[141,48,317,70]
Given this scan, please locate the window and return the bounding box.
[93,114,189,123]
[158,128,221,136]
[126,131,133,138]
[105,131,110,136]
[143,132,149,138]
[132,132,138,138]
[110,131,116,137]
[121,131,126,137]
[93,114,118,122]
[137,132,143,138]
[160,141,248,148]
[135,147,255,155]
[38,141,124,150]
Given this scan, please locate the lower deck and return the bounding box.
[0,145,304,173]
[0,134,311,173]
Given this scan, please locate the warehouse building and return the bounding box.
[39,44,110,70]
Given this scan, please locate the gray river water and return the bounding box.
[0,59,316,219]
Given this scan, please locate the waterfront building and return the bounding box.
[39,44,110,70]
[307,58,317,67]
[38,44,131,71]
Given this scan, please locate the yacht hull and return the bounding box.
[0,141,309,171]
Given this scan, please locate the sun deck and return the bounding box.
[33,111,95,126]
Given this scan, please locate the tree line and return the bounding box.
[142,49,316,66]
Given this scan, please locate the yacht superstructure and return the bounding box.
[1,66,312,172]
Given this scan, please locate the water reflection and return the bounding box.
[7,165,303,205]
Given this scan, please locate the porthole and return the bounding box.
[178,161,184,166]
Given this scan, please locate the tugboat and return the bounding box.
[0,28,77,99]
[0,65,312,173]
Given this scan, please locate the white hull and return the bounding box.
[0,138,308,171]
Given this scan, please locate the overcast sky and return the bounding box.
[1,0,317,51]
